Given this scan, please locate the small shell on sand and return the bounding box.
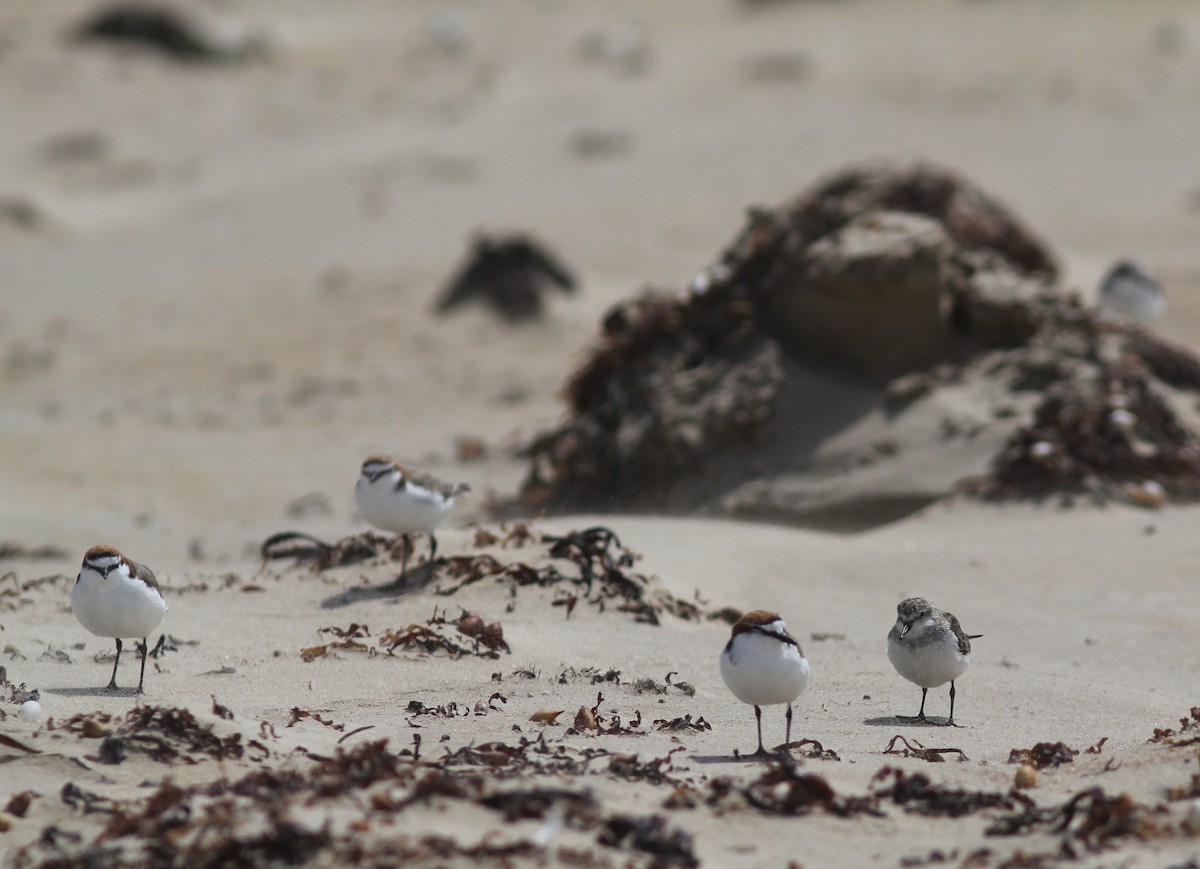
[1014,764,1038,789]
[1126,480,1166,509]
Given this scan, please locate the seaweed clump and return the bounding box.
[521,161,1061,513]
[521,160,1200,515]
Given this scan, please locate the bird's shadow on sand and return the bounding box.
[863,715,955,728]
[691,752,785,765]
[42,686,143,698]
[319,562,440,609]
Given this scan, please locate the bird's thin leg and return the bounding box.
[106,638,122,690]
[429,532,438,562]
[399,533,411,581]
[753,705,767,756]
[783,703,794,754]
[917,687,928,721]
[945,681,960,727]
[136,638,148,695]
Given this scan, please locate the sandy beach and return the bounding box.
[3,1,1200,866]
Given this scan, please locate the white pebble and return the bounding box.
[1030,441,1055,460]
[1108,408,1136,430]
[19,700,41,723]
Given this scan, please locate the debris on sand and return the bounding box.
[440,525,704,626]
[520,161,1058,515]
[437,233,577,321]
[1148,706,1200,747]
[13,737,699,868]
[1007,741,1077,770]
[260,530,403,572]
[966,308,1200,505]
[72,3,264,63]
[519,161,1200,520]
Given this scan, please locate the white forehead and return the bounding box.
[758,618,788,636]
[85,554,122,568]
[363,462,396,473]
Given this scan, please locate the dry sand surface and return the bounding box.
[3,1,1200,866]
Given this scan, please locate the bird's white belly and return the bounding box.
[356,481,450,534]
[888,632,968,688]
[720,633,810,706]
[71,577,167,640]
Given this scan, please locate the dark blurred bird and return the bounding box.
[437,234,577,321]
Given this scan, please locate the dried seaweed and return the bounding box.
[1007,741,1077,769]
[437,733,613,780]
[726,759,878,818]
[439,526,704,626]
[557,666,622,685]
[597,814,698,867]
[884,735,969,763]
[872,767,1017,818]
[0,542,68,559]
[260,530,402,572]
[93,705,252,766]
[0,732,41,754]
[520,161,1060,513]
[653,714,712,733]
[2,572,70,613]
[472,521,537,549]
[607,748,687,786]
[300,622,375,661]
[783,738,841,761]
[478,788,598,823]
[60,782,114,815]
[988,787,1167,856]
[1148,706,1200,747]
[0,666,40,704]
[73,4,255,63]
[566,692,646,737]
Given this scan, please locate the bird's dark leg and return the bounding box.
[399,533,411,581]
[753,705,767,756]
[429,532,438,562]
[945,681,960,727]
[136,638,149,695]
[784,703,794,754]
[917,687,928,721]
[106,638,122,690]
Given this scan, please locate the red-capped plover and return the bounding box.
[355,456,469,578]
[719,610,810,756]
[71,545,167,694]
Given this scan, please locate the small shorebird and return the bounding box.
[887,597,980,726]
[1098,258,1165,325]
[71,545,168,694]
[719,610,810,756]
[355,456,470,578]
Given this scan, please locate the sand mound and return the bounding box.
[521,162,1200,527]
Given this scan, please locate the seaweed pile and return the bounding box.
[11,738,701,869]
[520,161,1200,517]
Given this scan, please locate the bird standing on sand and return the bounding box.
[719,610,810,756]
[887,597,980,726]
[355,456,469,579]
[71,545,167,694]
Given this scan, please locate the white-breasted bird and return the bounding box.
[355,456,469,578]
[887,597,980,726]
[719,609,810,756]
[71,545,167,694]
